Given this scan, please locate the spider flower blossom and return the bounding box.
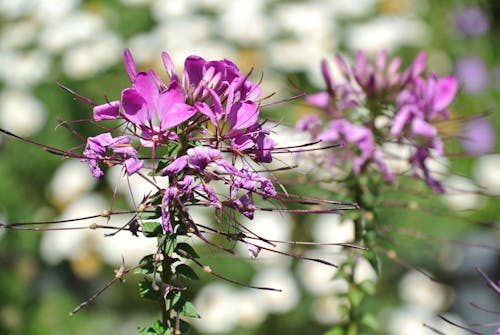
[81,49,286,236]
[298,50,457,192]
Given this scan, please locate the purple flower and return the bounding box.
[460,117,496,156]
[351,50,403,97]
[392,74,458,143]
[82,133,142,179]
[233,192,255,219]
[454,56,490,94]
[454,7,490,37]
[296,114,321,132]
[121,73,196,147]
[305,59,359,117]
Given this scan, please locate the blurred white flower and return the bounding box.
[354,256,377,284]
[0,49,51,87]
[387,305,433,335]
[312,295,348,325]
[39,11,105,53]
[382,142,412,174]
[218,0,272,45]
[441,176,482,211]
[0,19,39,49]
[127,32,162,64]
[252,267,300,313]
[32,0,81,23]
[151,0,196,20]
[274,2,335,39]
[297,251,348,295]
[267,37,330,73]
[121,0,152,5]
[312,215,355,245]
[0,90,46,136]
[40,194,108,265]
[97,215,156,267]
[345,16,429,53]
[193,283,240,333]
[62,32,123,79]
[234,290,267,327]
[235,210,292,264]
[0,0,33,19]
[107,166,168,208]
[328,0,377,18]
[399,270,449,312]
[50,160,97,207]
[473,154,500,195]
[388,306,466,335]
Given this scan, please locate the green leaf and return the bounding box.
[152,320,171,335]
[162,235,177,257]
[138,281,160,300]
[347,286,364,308]
[324,327,344,335]
[165,290,182,310]
[179,319,192,333]
[137,320,172,335]
[134,255,155,275]
[361,313,379,330]
[359,279,376,295]
[140,207,162,220]
[180,301,200,318]
[175,264,199,280]
[141,221,162,237]
[175,242,199,259]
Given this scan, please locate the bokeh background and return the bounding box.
[0,0,499,334]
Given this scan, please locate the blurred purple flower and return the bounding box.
[455,56,489,94]
[454,7,490,37]
[460,117,496,156]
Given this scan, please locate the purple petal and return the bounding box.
[243,241,261,259]
[125,157,143,176]
[433,76,457,111]
[93,101,120,121]
[229,101,258,130]
[122,88,148,125]
[232,133,254,151]
[411,118,437,138]
[187,147,222,171]
[124,48,137,81]
[162,51,177,81]
[306,92,329,108]
[158,84,196,130]
[183,55,206,88]
[161,156,188,176]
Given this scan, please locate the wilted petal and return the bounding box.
[243,241,261,260]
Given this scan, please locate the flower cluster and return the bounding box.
[298,50,458,192]
[83,49,277,235]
